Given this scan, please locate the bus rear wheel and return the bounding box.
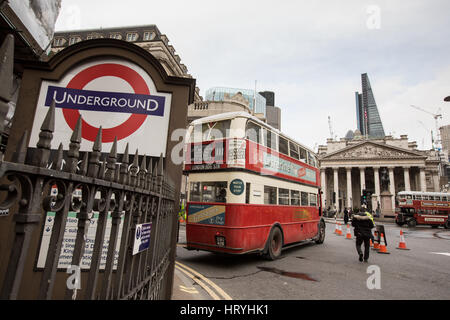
[315,220,326,244]
[264,227,283,260]
[407,218,417,228]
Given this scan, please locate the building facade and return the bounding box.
[260,91,281,130]
[318,132,442,217]
[204,87,267,117]
[355,73,385,139]
[51,25,201,101]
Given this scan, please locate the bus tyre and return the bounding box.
[315,220,326,244]
[407,218,417,228]
[264,227,283,260]
[444,220,450,229]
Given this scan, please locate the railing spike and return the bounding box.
[11,130,28,164]
[40,99,56,133]
[106,137,118,181]
[93,126,102,152]
[129,149,139,186]
[71,115,82,143]
[67,115,82,173]
[122,143,129,164]
[80,152,88,176]
[55,143,64,170]
[35,100,56,167]
[158,153,164,176]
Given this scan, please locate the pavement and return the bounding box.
[171,221,214,300]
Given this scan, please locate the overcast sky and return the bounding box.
[55,0,450,151]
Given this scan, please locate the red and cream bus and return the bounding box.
[395,191,450,228]
[183,112,325,260]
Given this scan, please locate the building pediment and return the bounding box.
[320,141,426,161]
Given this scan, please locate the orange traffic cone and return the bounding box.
[372,231,379,250]
[345,224,352,239]
[396,229,410,250]
[337,223,343,236]
[377,233,390,254]
[369,239,373,248]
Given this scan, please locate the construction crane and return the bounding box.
[410,105,442,150]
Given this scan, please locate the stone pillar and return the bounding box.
[321,169,327,208]
[333,167,339,213]
[403,167,411,191]
[346,167,352,210]
[432,170,440,192]
[419,167,426,192]
[389,167,396,214]
[360,167,366,193]
[373,166,380,202]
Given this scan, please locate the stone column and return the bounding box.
[360,167,366,193]
[373,166,380,203]
[403,167,411,191]
[346,167,352,210]
[321,169,327,208]
[333,167,339,213]
[432,170,440,192]
[419,167,426,192]
[389,167,396,213]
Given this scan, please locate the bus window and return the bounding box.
[202,120,231,141]
[407,195,412,200]
[279,137,289,156]
[190,181,227,203]
[245,183,250,204]
[190,182,201,202]
[246,121,261,144]
[416,195,422,200]
[264,186,277,205]
[290,190,300,205]
[299,147,307,162]
[278,188,290,205]
[301,192,309,206]
[289,142,299,160]
[310,193,317,206]
[263,129,278,151]
[422,196,428,200]
[435,196,441,201]
[429,196,434,200]
[442,196,448,201]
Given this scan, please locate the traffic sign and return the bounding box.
[30,58,173,156]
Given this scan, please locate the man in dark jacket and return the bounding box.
[352,206,375,262]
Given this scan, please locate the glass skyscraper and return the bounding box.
[355,73,385,138]
[205,87,267,117]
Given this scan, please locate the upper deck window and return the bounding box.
[246,121,261,144]
[263,128,278,151]
[279,137,289,156]
[299,147,307,162]
[191,120,231,142]
[289,142,299,160]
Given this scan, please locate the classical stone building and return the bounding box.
[50,25,202,101]
[318,132,442,217]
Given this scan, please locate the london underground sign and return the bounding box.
[29,58,173,156]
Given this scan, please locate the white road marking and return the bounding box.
[430,252,450,257]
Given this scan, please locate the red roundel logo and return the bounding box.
[62,63,149,143]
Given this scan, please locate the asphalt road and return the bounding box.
[175,221,450,300]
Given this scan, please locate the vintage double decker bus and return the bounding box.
[395,191,450,228]
[183,112,325,260]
